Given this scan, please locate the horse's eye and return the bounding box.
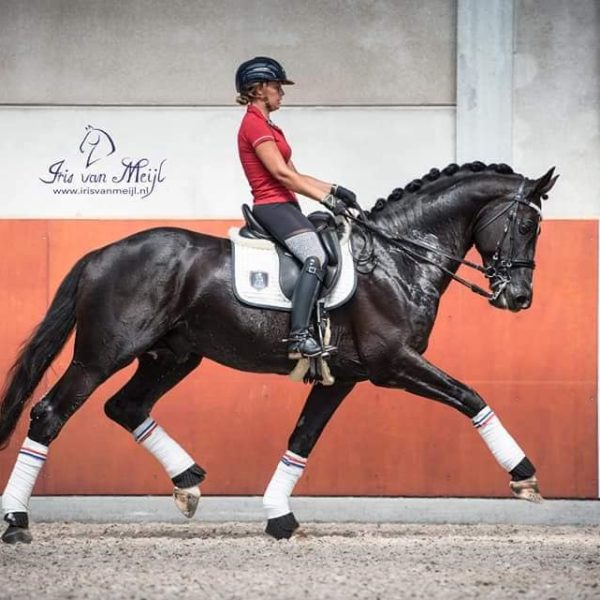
[518,220,535,235]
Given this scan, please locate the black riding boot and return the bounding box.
[287,256,325,359]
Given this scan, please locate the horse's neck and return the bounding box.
[373,184,480,260]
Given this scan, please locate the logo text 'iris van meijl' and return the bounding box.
[39,125,167,199]
[112,158,166,197]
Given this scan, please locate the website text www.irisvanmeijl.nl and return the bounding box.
[52,187,151,196]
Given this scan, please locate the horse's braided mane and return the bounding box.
[368,161,519,215]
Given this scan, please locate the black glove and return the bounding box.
[321,194,348,216]
[331,184,358,208]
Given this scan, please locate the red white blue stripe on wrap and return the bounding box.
[19,447,47,462]
[472,406,495,429]
[134,419,158,444]
[281,451,307,469]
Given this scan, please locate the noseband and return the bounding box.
[347,178,542,302]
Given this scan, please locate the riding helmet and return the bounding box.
[235,57,295,93]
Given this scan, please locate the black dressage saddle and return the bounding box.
[239,204,343,300]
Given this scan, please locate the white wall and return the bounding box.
[0,106,454,218]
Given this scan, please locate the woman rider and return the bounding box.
[235,56,357,359]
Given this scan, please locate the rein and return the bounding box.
[346,180,542,301]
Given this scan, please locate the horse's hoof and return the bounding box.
[173,485,201,518]
[510,476,544,503]
[265,512,299,540]
[2,525,32,544]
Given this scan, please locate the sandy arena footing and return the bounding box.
[1,522,599,599]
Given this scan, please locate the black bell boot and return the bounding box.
[287,256,325,359]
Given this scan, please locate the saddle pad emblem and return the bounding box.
[250,271,269,290]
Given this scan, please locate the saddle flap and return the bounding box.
[276,246,300,300]
[276,246,341,300]
[307,211,340,267]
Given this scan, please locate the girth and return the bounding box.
[239,204,342,299]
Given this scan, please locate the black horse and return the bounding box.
[0,162,557,543]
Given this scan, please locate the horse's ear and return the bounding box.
[532,167,559,199]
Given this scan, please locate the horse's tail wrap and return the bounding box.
[0,253,91,449]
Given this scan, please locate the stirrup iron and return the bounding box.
[285,326,329,359]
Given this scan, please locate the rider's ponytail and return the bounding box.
[236,82,263,105]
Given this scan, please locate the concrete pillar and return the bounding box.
[456,0,514,164]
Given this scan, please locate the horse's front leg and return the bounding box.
[263,381,355,540]
[370,349,542,502]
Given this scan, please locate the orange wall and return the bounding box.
[0,219,597,498]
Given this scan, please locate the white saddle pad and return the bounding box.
[229,219,356,311]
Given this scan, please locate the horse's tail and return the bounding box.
[0,253,92,449]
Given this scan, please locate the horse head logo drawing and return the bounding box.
[79,125,116,168]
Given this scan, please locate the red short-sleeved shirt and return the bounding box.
[237,105,297,206]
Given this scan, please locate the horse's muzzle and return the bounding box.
[491,286,532,312]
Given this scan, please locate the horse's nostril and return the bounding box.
[515,295,529,307]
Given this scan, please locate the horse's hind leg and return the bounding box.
[104,350,205,518]
[264,381,355,540]
[2,361,111,543]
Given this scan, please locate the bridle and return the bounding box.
[472,180,542,300]
[347,179,543,302]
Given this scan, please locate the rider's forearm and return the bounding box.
[274,169,331,202]
[300,174,332,197]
